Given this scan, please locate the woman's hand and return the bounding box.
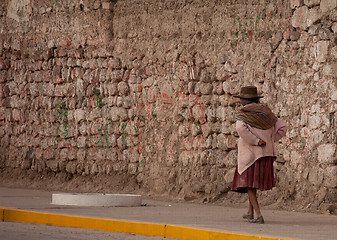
[258,139,266,146]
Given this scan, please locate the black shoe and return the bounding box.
[242,214,253,220]
[248,216,264,224]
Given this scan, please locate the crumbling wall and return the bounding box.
[0,0,336,212]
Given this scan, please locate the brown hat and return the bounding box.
[234,86,264,99]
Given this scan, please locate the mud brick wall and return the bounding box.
[0,0,336,212]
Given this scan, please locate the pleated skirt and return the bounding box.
[231,156,276,193]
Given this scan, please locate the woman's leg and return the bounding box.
[246,196,254,217]
[247,188,262,217]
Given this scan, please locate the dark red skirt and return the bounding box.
[231,156,275,193]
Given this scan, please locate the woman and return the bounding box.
[231,86,287,224]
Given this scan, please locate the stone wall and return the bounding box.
[0,0,336,212]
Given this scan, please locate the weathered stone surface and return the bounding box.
[102,2,114,10]
[66,161,77,174]
[291,0,303,9]
[74,109,85,123]
[289,30,301,41]
[292,6,310,30]
[199,83,213,95]
[107,58,121,69]
[320,0,337,13]
[190,122,202,136]
[331,90,337,101]
[323,166,337,188]
[46,160,59,172]
[314,41,329,63]
[224,135,237,150]
[307,7,322,27]
[1,0,337,212]
[192,105,206,124]
[318,27,332,40]
[332,22,337,33]
[318,144,336,164]
[304,0,321,7]
[309,167,324,186]
[331,46,337,60]
[223,62,237,74]
[323,63,337,77]
[7,0,32,22]
[117,82,129,95]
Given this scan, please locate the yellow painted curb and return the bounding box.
[3,208,165,237]
[165,224,299,240]
[0,208,4,221]
[2,208,301,240]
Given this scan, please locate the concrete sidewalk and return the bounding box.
[0,187,336,240]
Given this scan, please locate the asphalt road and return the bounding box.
[0,222,178,240]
